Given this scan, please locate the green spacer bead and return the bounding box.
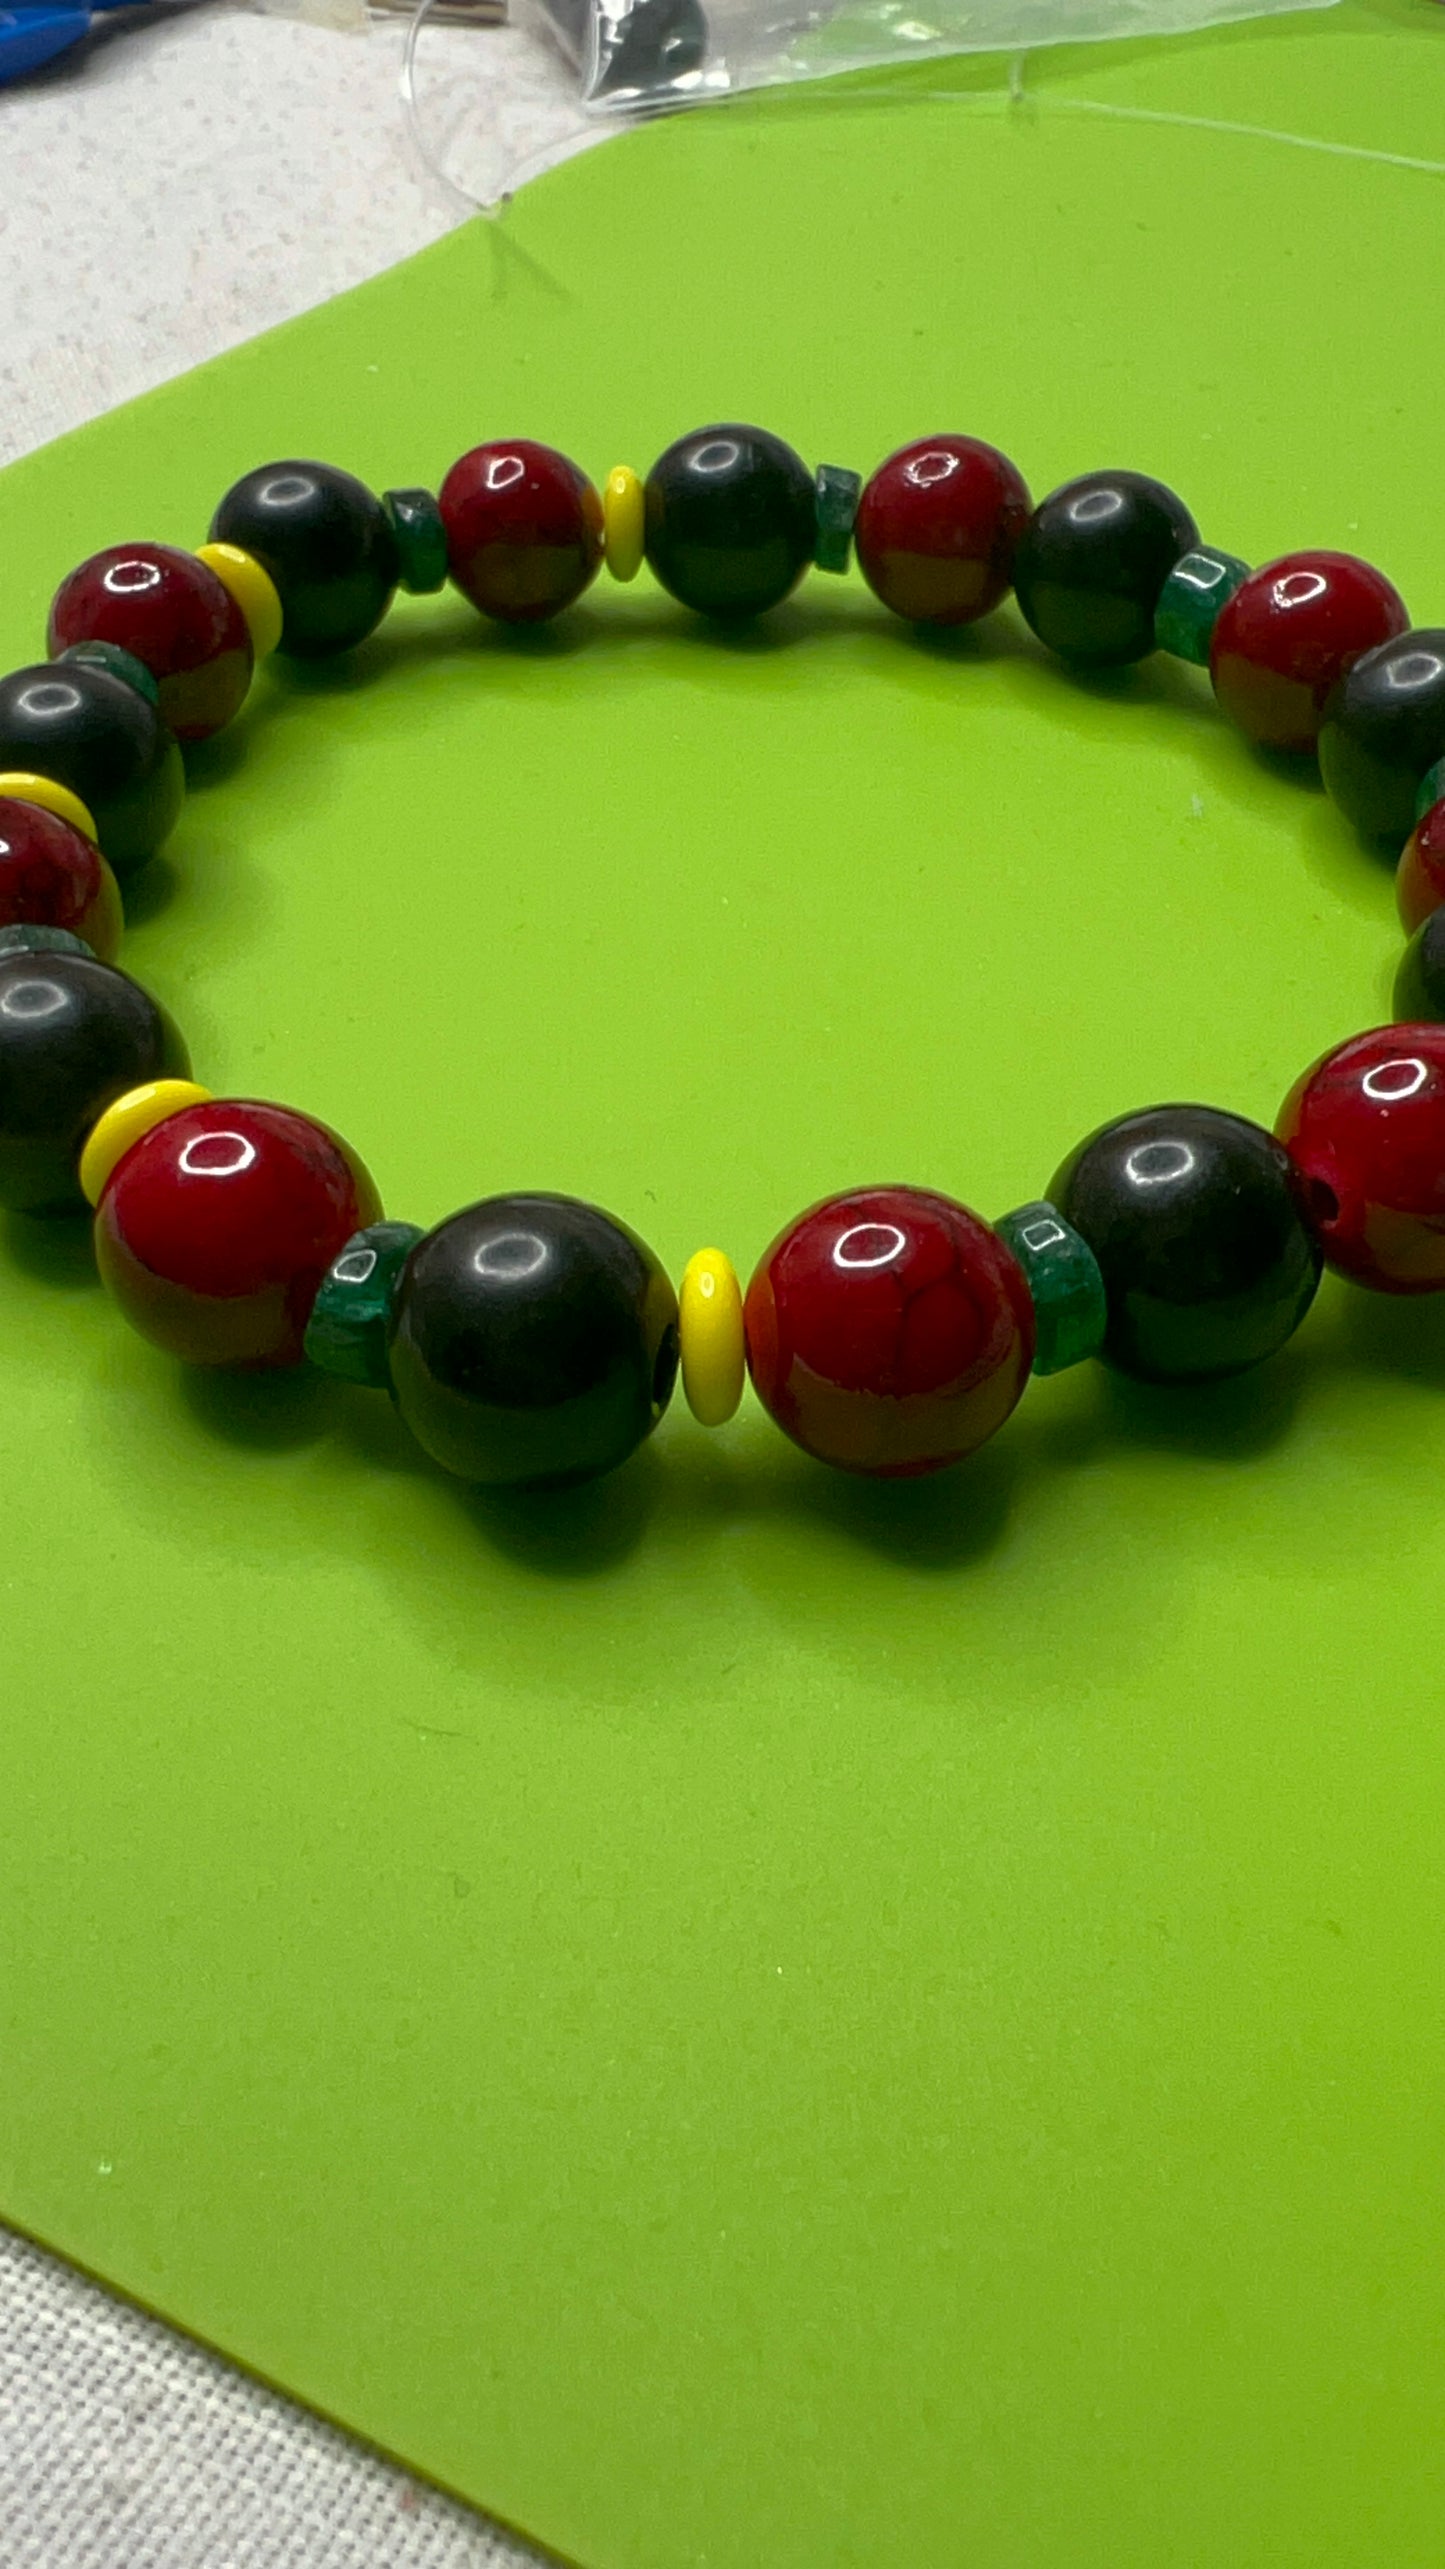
[1414,755,1445,826]
[814,465,862,575]
[994,1200,1108,1377]
[383,488,448,596]
[1154,546,1251,666]
[304,1220,424,1389]
[0,923,95,961]
[58,639,161,708]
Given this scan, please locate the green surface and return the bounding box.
[2,9,1445,2564]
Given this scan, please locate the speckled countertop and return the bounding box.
[2,0,595,466]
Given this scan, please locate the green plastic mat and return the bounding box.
[1,8,1443,2563]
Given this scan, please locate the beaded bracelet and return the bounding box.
[2,428,1445,1491]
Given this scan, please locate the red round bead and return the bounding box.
[1209,550,1408,754]
[1275,1024,1445,1292]
[743,1185,1035,1476]
[853,437,1031,626]
[438,441,604,624]
[0,798,122,958]
[47,543,253,743]
[1396,798,1445,934]
[95,1099,382,1368]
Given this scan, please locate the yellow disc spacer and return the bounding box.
[195,541,284,661]
[603,467,645,584]
[679,1247,746,1426]
[80,1080,214,1208]
[0,771,98,843]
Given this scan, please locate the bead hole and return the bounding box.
[1307,1177,1340,1229]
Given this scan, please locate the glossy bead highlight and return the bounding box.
[743,1186,1034,1476]
[0,664,182,878]
[95,1099,382,1366]
[854,436,1030,625]
[1209,551,1408,755]
[0,949,189,1214]
[1051,1105,1321,1380]
[1014,470,1198,667]
[1276,1025,1445,1292]
[210,462,399,657]
[644,426,815,619]
[1319,628,1445,843]
[388,1195,679,1487]
[0,798,122,960]
[439,442,603,623]
[47,543,254,742]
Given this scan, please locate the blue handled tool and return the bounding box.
[0,0,151,83]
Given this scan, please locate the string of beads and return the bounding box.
[2,430,1445,1488]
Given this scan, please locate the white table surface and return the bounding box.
[2,6,600,2556]
[1,0,598,468]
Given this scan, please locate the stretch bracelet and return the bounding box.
[2,429,1445,1490]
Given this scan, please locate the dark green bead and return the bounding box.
[383,488,448,596]
[814,466,861,575]
[1394,908,1445,1024]
[0,924,96,961]
[1154,547,1250,665]
[1415,755,1445,825]
[994,1200,1108,1376]
[304,1221,423,1387]
[57,639,161,708]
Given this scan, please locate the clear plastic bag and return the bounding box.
[535,0,1337,110]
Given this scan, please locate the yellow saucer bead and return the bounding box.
[679,1247,745,1425]
[603,467,645,583]
[80,1080,214,1208]
[195,542,285,661]
[0,771,98,843]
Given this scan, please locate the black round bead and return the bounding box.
[210,460,400,658]
[1394,907,1445,1024]
[644,425,815,619]
[594,0,708,93]
[1319,628,1445,845]
[1050,1104,1321,1382]
[1013,470,1199,667]
[0,664,182,879]
[0,950,189,1214]
[388,1193,679,1488]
